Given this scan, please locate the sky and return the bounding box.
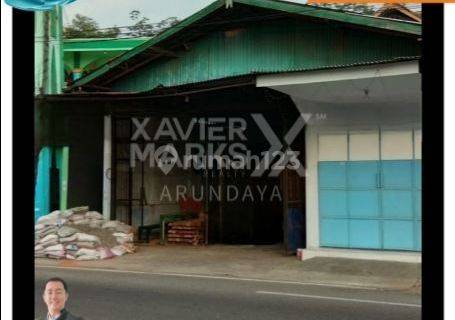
[63,1,421,29]
[63,0,308,28]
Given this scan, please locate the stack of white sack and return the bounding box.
[34,206,136,260]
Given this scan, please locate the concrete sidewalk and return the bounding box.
[35,244,421,293]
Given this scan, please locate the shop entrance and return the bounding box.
[110,87,305,247]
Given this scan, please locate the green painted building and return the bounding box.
[35,18,148,219]
[63,37,150,83]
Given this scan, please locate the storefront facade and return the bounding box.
[38,0,422,257]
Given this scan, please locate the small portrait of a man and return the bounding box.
[41,277,83,320]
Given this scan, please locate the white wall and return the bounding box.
[305,126,320,248]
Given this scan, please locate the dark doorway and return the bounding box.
[110,86,305,247]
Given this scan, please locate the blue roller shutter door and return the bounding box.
[319,160,421,251]
[381,160,414,250]
[414,160,422,251]
[319,161,349,247]
[347,161,381,249]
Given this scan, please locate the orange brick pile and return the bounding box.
[167,219,205,245]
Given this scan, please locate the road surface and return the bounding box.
[35,266,421,320]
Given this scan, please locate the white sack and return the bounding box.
[102,220,122,229]
[44,244,64,253]
[85,211,103,220]
[75,233,100,243]
[73,219,90,225]
[110,245,127,256]
[115,224,133,234]
[35,224,46,231]
[89,220,104,228]
[57,226,79,238]
[39,234,58,244]
[59,234,77,243]
[69,206,89,214]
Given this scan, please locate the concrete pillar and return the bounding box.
[102,115,112,220]
[304,126,320,249]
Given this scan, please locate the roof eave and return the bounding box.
[69,0,421,90]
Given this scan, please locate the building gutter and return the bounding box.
[38,78,257,102]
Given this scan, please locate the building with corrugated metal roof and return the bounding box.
[36,0,422,261]
[63,37,150,83]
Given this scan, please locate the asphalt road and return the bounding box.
[35,266,421,320]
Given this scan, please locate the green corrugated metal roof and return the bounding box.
[237,0,420,34]
[111,20,420,92]
[70,0,421,90]
[133,56,420,92]
[63,37,150,52]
